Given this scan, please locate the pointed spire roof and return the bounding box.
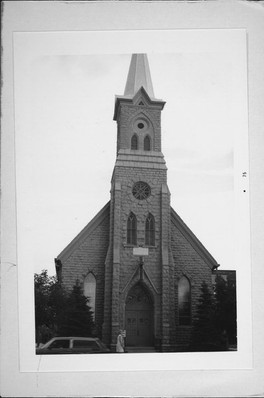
[124,54,155,99]
[113,53,165,120]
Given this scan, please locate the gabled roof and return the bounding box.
[113,86,165,120]
[57,201,110,263]
[171,206,219,270]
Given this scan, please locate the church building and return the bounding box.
[55,54,220,352]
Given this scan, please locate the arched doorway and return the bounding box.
[125,283,154,347]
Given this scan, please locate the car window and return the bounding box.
[48,339,70,349]
[72,340,100,350]
[97,341,108,350]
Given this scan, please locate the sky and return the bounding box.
[15,47,244,276]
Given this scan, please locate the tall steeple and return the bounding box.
[108,53,171,351]
[113,54,165,154]
[124,54,155,99]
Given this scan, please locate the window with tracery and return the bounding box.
[145,213,155,246]
[83,273,96,321]
[131,134,138,150]
[144,135,151,151]
[127,212,137,245]
[178,276,191,326]
[132,181,151,200]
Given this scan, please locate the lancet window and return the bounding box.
[131,134,138,150]
[127,212,137,245]
[144,135,151,151]
[145,213,155,246]
[178,276,191,326]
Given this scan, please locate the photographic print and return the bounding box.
[4,1,264,396]
[13,29,250,372]
[33,53,237,355]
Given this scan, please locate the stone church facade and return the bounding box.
[55,54,219,352]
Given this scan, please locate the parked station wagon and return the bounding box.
[36,337,110,355]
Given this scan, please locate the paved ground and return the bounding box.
[125,346,156,353]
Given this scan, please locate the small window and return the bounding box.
[48,339,70,349]
[131,134,138,150]
[133,118,149,133]
[145,213,155,246]
[144,135,151,151]
[127,212,137,245]
[178,277,191,326]
[73,340,99,350]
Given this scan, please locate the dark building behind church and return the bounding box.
[55,54,235,352]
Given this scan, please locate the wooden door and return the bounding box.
[125,284,153,347]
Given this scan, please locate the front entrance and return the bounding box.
[125,283,154,347]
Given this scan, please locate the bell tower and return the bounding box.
[114,53,165,154]
[103,54,172,351]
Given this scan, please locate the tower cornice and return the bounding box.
[114,150,167,168]
[113,86,165,121]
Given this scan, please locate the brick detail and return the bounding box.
[59,209,110,338]
[58,82,216,352]
[161,183,171,348]
[169,215,214,350]
[117,104,162,153]
[111,181,122,345]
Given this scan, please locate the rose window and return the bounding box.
[132,181,151,200]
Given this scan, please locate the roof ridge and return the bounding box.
[57,201,110,262]
[170,206,219,270]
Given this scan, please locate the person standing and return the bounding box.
[116,330,125,353]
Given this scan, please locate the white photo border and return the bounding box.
[2,1,264,397]
[14,28,251,373]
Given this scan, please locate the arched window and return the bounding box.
[83,273,96,321]
[127,212,137,245]
[131,134,138,150]
[144,135,151,151]
[178,276,191,325]
[145,213,155,246]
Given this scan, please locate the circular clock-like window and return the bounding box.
[132,181,151,200]
[133,118,149,133]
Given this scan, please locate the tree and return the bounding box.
[35,271,95,344]
[190,281,225,351]
[35,270,96,344]
[34,270,58,344]
[214,274,237,346]
[57,281,95,337]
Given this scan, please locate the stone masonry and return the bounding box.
[56,54,219,352]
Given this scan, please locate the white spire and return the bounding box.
[124,54,155,99]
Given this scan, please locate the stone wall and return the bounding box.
[106,155,172,348]
[118,103,162,152]
[170,211,214,350]
[60,207,110,337]
[58,88,216,351]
